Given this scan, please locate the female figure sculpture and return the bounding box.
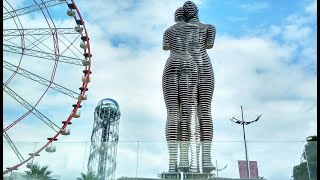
[162,7,200,172]
[183,1,216,173]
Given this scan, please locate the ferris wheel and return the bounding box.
[3,0,92,175]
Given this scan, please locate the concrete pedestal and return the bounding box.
[159,172,214,180]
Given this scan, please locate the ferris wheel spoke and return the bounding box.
[3,0,66,21]
[4,29,81,55]
[4,85,60,132]
[3,35,21,46]
[4,44,83,66]
[5,33,57,56]
[3,60,81,99]
[58,33,83,59]
[25,32,56,54]
[3,28,80,52]
[4,28,79,37]
[3,131,25,163]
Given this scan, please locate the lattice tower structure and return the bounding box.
[87,98,120,180]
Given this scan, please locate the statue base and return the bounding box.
[159,172,214,179]
[117,173,264,180]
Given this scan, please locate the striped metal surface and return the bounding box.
[162,1,216,173]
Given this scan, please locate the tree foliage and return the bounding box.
[292,135,317,180]
[24,163,52,180]
[77,171,99,180]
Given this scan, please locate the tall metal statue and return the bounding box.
[162,1,216,174]
[162,7,199,172]
[183,1,216,173]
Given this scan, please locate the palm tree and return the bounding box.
[24,163,52,180]
[77,171,99,180]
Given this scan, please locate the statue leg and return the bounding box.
[191,114,201,172]
[178,72,191,172]
[163,59,180,172]
[198,68,215,173]
[188,67,200,173]
[190,118,199,172]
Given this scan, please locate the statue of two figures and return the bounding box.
[162,1,216,173]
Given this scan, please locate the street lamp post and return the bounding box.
[229,106,262,178]
[215,160,227,178]
[241,106,250,178]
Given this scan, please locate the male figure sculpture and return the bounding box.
[162,7,200,172]
[183,1,216,173]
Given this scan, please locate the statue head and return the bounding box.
[174,7,186,22]
[183,1,198,19]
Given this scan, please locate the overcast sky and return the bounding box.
[3,0,317,180]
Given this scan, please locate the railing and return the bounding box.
[3,141,317,180]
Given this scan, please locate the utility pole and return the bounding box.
[229,106,262,178]
[136,141,140,179]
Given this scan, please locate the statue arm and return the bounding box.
[163,30,171,50]
[206,24,216,49]
[190,24,200,44]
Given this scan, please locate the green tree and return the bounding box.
[76,171,99,180]
[292,135,317,180]
[24,163,52,180]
